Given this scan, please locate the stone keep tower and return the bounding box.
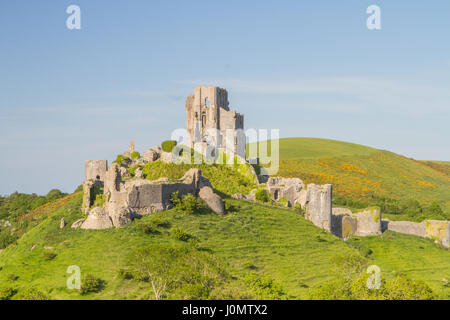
[185,86,244,157]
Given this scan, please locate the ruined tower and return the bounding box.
[185,86,244,157]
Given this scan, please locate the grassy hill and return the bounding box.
[249,138,450,213]
[0,192,449,300]
[1,139,449,300]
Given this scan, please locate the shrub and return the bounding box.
[113,154,130,166]
[170,227,191,242]
[244,273,286,300]
[46,189,66,202]
[80,274,106,295]
[0,287,16,300]
[127,245,228,300]
[118,269,134,280]
[131,151,141,160]
[255,189,270,203]
[15,288,49,300]
[161,140,177,153]
[43,252,57,260]
[170,192,202,214]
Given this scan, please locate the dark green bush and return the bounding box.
[161,140,177,153]
[255,189,270,203]
[131,151,141,160]
[113,154,130,166]
[80,274,106,295]
[118,269,134,280]
[244,273,286,300]
[46,189,66,202]
[170,192,203,214]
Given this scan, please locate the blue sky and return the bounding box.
[0,0,449,195]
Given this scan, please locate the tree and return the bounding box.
[128,246,183,300]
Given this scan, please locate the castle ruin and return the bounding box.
[77,85,449,248]
[185,86,245,158]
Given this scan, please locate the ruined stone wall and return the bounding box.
[186,86,244,156]
[354,208,382,236]
[85,160,108,181]
[305,184,332,232]
[425,220,450,247]
[386,220,449,247]
[387,221,426,237]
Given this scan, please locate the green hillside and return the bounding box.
[250,138,450,214]
[1,139,449,300]
[0,192,449,300]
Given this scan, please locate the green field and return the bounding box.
[1,192,449,299]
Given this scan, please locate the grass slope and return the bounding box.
[252,138,450,211]
[1,193,449,299]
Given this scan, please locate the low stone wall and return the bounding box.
[387,220,426,237]
[386,219,449,247]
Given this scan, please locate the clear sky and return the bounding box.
[0,0,449,195]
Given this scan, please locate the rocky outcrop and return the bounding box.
[60,217,66,229]
[81,207,113,230]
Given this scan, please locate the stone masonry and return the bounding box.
[186,86,245,157]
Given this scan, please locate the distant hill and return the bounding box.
[249,138,450,212]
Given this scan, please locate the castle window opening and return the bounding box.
[205,97,210,108]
